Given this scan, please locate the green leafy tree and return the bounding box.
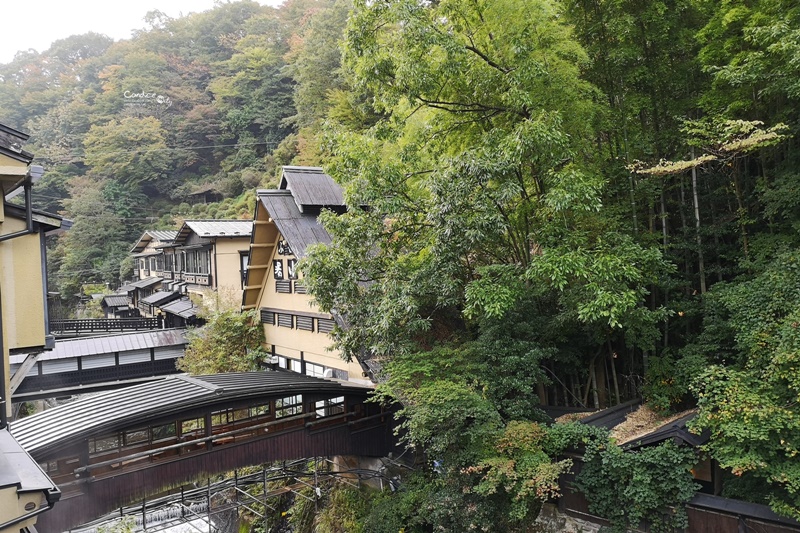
[177,309,267,374]
[83,116,174,185]
[691,251,800,519]
[576,438,699,533]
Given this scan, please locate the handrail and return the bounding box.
[305,412,354,428]
[347,411,389,425]
[75,412,316,475]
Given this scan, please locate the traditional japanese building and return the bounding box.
[0,123,63,530]
[126,220,251,320]
[130,230,178,282]
[242,166,368,384]
[172,219,252,303]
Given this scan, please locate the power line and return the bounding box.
[35,139,282,164]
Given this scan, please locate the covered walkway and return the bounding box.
[10,371,392,531]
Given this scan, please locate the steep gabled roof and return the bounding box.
[174,220,253,245]
[279,166,345,212]
[243,167,345,311]
[257,190,335,259]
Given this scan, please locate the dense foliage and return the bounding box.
[177,308,267,374]
[4,0,800,525]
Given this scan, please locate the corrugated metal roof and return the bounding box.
[9,329,188,364]
[149,230,178,242]
[179,220,253,240]
[130,230,178,253]
[139,290,179,306]
[129,277,163,289]
[279,166,344,211]
[10,371,373,456]
[160,298,198,319]
[101,294,129,308]
[258,191,334,259]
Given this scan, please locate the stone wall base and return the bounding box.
[533,503,603,533]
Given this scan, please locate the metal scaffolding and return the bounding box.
[69,457,395,533]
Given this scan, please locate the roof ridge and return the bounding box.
[177,374,224,393]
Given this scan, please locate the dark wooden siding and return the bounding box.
[36,421,392,532]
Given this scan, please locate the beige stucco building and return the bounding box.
[242,166,368,384]
[126,221,251,319]
[0,124,63,531]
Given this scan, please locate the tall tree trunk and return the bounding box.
[731,162,750,264]
[660,184,669,346]
[608,341,621,405]
[691,150,707,294]
[629,172,638,232]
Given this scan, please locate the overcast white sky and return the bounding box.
[1,0,284,64]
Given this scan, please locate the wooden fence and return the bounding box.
[50,317,162,335]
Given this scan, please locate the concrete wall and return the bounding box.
[0,487,44,532]
[213,237,249,303]
[0,216,47,352]
[256,230,363,381]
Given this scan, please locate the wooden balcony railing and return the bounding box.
[50,317,162,335]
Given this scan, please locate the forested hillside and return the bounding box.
[3,0,800,529]
[0,0,348,299]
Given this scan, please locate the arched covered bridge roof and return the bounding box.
[10,371,373,456]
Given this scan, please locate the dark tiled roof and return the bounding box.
[101,294,129,308]
[139,290,180,306]
[10,371,373,456]
[579,398,642,430]
[279,166,345,211]
[9,329,188,363]
[160,298,198,319]
[257,191,334,259]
